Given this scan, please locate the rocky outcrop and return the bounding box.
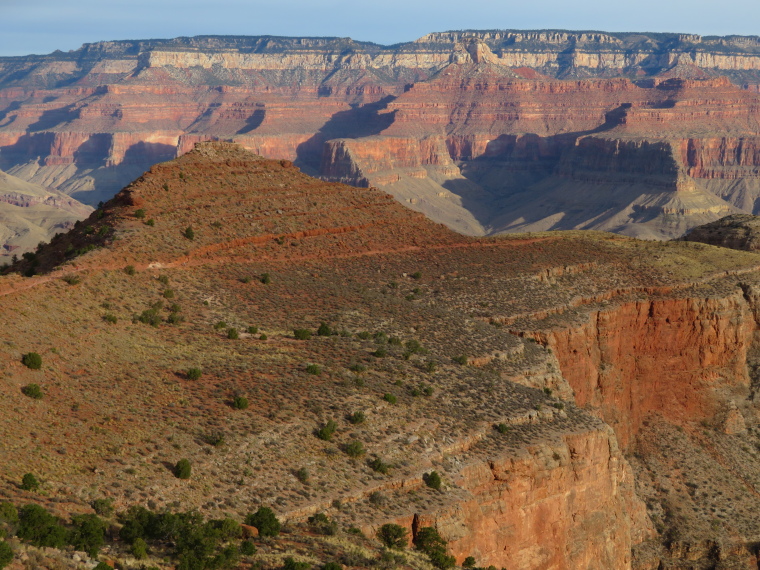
[682,213,760,250]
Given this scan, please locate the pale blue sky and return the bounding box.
[1,0,759,57]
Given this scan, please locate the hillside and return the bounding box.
[3,143,760,568]
[1,31,760,241]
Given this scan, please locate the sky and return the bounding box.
[1,0,760,57]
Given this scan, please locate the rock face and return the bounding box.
[0,168,92,257]
[2,32,760,239]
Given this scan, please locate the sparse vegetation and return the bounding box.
[377,523,407,549]
[344,440,365,458]
[294,328,312,340]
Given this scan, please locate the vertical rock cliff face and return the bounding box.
[538,291,756,447]
[423,427,651,569]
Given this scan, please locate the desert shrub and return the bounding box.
[295,467,309,484]
[21,384,43,399]
[134,209,146,219]
[103,313,118,324]
[163,289,175,299]
[348,411,365,424]
[244,507,280,537]
[240,540,256,555]
[187,368,202,380]
[0,542,12,569]
[17,504,67,549]
[260,273,271,284]
[227,328,239,340]
[183,226,195,240]
[203,432,226,447]
[349,363,366,373]
[93,563,113,570]
[232,396,249,410]
[146,219,155,226]
[388,336,402,346]
[372,348,387,358]
[132,537,148,559]
[283,557,310,570]
[411,271,422,279]
[306,364,321,375]
[212,518,241,540]
[374,331,388,344]
[356,331,371,340]
[368,457,390,475]
[413,527,455,569]
[293,328,311,340]
[377,523,407,549]
[20,473,39,491]
[157,274,169,285]
[308,513,337,535]
[136,308,161,327]
[91,498,114,517]
[0,503,18,527]
[423,471,442,491]
[21,352,42,370]
[404,340,427,358]
[84,225,94,235]
[317,322,331,336]
[175,459,192,479]
[495,423,510,434]
[462,556,476,568]
[343,441,365,458]
[452,355,468,365]
[124,265,136,275]
[247,326,258,334]
[316,420,337,441]
[322,564,342,570]
[382,393,397,404]
[167,311,184,325]
[63,275,81,285]
[259,334,268,340]
[214,321,227,330]
[69,514,106,556]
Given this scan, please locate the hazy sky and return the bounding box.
[2,0,759,57]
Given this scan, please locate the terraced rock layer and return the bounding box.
[3,31,760,244]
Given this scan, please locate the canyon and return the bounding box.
[2,31,760,253]
[3,142,760,569]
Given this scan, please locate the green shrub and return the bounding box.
[462,556,476,568]
[317,322,331,336]
[283,557,310,570]
[175,459,192,479]
[21,384,43,399]
[62,275,81,285]
[423,386,434,396]
[322,563,342,570]
[91,498,114,517]
[316,420,337,441]
[414,527,455,569]
[214,321,227,330]
[452,355,468,365]
[69,514,106,556]
[377,523,407,549]
[356,331,371,340]
[383,393,397,404]
[146,219,155,226]
[124,265,136,275]
[167,311,184,325]
[232,396,249,410]
[134,209,146,219]
[295,467,309,484]
[20,473,39,491]
[183,226,195,240]
[103,313,118,324]
[158,274,169,285]
[136,307,161,327]
[187,368,202,380]
[372,348,387,358]
[132,537,148,559]
[260,273,271,284]
[247,326,258,334]
[259,334,268,340]
[368,457,390,475]
[93,563,113,570]
[293,328,311,340]
[163,289,175,299]
[227,328,239,340]
[344,441,365,458]
[423,471,442,491]
[240,540,256,555]
[306,364,321,375]
[0,503,19,526]
[0,541,12,569]
[21,352,42,370]
[348,411,365,424]
[349,363,366,373]
[244,507,280,537]
[411,271,422,279]
[17,504,67,548]
[495,423,510,434]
